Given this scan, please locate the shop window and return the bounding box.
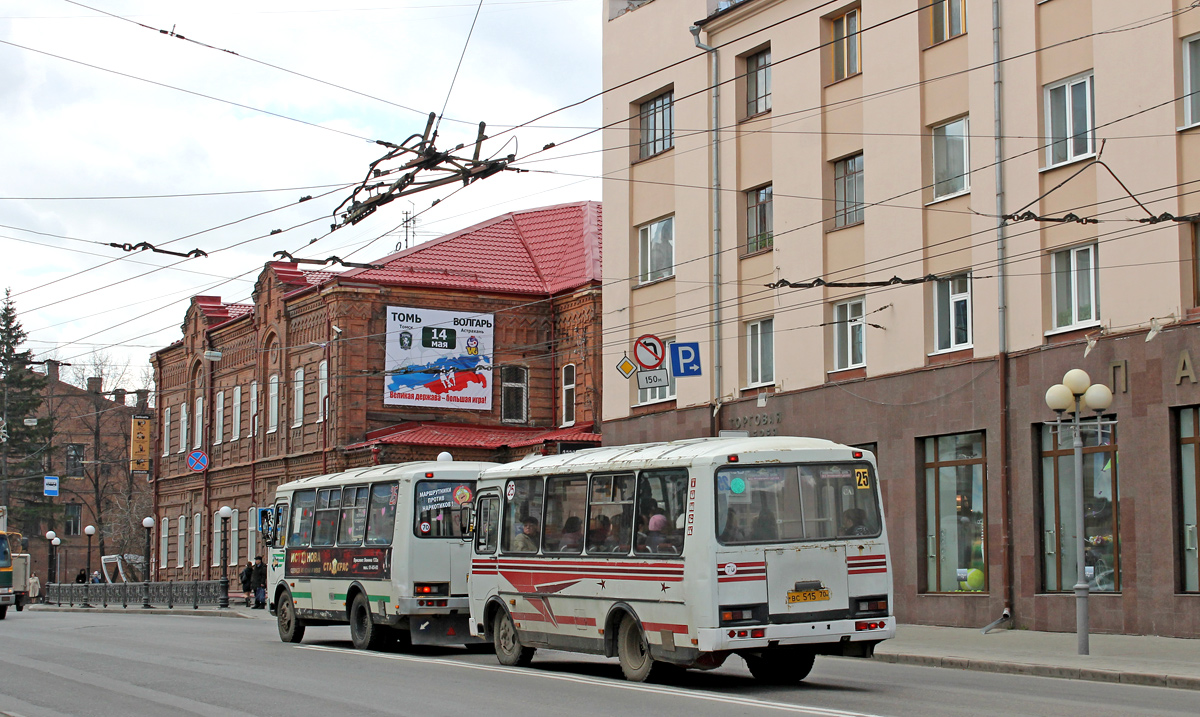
[1040,423,1119,592]
[922,432,987,593]
[1177,407,1200,592]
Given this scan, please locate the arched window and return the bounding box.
[268,375,279,433]
[562,364,576,427]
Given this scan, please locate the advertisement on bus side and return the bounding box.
[285,547,391,579]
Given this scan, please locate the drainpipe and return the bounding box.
[690,24,722,436]
[992,0,1015,625]
[203,331,216,581]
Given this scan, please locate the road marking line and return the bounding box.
[294,645,890,717]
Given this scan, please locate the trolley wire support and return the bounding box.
[331,113,515,230]
[109,241,208,259]
[270,250,381,270]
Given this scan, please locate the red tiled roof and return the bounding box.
[347,421,601,451]
[193,296,254,326]
[340,201,601,295]
[271,262,339,289]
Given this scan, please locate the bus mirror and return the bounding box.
[459,505,474,542]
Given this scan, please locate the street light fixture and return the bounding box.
[45,531,57,585]
[141,516,154,609]
[1044,369,1114,656]
[218,506,232,609]
[83,524,97,608]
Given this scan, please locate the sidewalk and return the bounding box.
[874,624,1200,691]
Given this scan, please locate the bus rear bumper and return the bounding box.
[697,618,895,652]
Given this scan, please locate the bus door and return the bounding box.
[469,491,501,631]
[413,480,476,593]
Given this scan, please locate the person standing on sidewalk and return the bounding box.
[239,561,254,607]
[251,556,267,609]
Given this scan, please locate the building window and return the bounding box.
[212,511,221,567]
[179,402,188,453]
[64,504,82,536]
[1186,34,1200,127]
[1178,407,1200,592]
[267,375,279,433]
[834,153,864,226]
[232,386,241,440]
[747,319,774,387]
[160,517,169,569]
[248,506,257,560]
[65,443,85,477]
[931,0,965,44]
[177,515,186,568]
[746,185,773,253]
[214,391,224,445]
[834,298,866,370]
[193,397,203,449]
[318,361,328,423]
[1041,422,1119,592]
[933,117,969,198]
[831,8,860,82]
[562,364,576,427]
[230,509,239,567]
[501,366,528,423]
[192,512,202,567]
[746,49,771,116]
[638,90,673,158]
[935,274,972,351]
[1052,244,1099,329]
[162,406,170,457]
[638,216,674,283]
[292,368,304,428]
[638,339,677,404]
[1045,72,1095,167]
[922,433,986,593]
[250,381,259,437]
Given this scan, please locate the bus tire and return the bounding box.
[0,605,7,620]
[617,616,660,682]
[744,647,816,684]
[276,592,306,644]
[493,609,535,667]
[349,593,387,651]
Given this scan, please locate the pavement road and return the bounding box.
[1,611,1196,717]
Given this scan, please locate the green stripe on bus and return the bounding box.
[289,592,312,599]
[332,593,391,603]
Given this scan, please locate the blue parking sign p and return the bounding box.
[670,342,702,377]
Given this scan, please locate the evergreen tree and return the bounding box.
[1,288,54,534]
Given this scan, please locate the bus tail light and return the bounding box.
[855,620,886,631]
[853,451,863,459]
[414,582,448,596]
[857,598,888,613]
[750,628,766,638]
[418,599,449,607]
[727,455,739,463]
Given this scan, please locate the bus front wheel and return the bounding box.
[493,610,535,667]
[617,617,661,682]
[276,593,306,644]
[743,647,816,684]
[349,593,387,651]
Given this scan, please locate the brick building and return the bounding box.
[151,202,603,580]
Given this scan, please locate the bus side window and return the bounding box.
[337,486,369,546]
[365,482,399,546]
[635,470,688,556]
[476,496,499,554]
[502,478,544,554]
[312,488,342,547]
[269,504,287,548]
[543,475,587,554]
[288,490,316,547]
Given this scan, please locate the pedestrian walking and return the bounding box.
[239,561,254,607]
[74,569,87,584]
[251,555,267,609]
[27,573,41,604]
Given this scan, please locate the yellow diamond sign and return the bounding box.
[616,356,638,379]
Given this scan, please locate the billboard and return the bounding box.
[385,306,493,410]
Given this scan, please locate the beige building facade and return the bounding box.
[602,0,1200,637]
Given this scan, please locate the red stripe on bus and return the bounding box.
[718,575,766,583]
[848,568,889,574]
[642,622,689,634]
[495,559,684,570]
[847,555,885,562]
[715,561,766,569]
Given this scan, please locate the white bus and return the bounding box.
[263,459,496,649]
[465,436,893,683]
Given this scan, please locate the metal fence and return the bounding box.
[44,581,229,609]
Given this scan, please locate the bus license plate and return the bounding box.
[786,589,830,604]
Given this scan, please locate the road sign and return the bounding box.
[633,334,666,370]
[636,368,670,390]
[44,476,59,497]
[670,342,702,377]
[616,356,638,379]
[23,417,38,426]
[186,449,209,473]
[131,415,152,474]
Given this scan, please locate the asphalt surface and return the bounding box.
[2,611,1197,717]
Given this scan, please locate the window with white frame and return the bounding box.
[834,298,866,370]
[562,364,576,427]
[250,381,259,436]
[746,185,773,253]
[162,406,171,456]
[1045,72,1094,166]
[192,512,201,567]
[638,216,674,283]
[933,117,969,198]
[230,509,239,567]
[639,90,673,158]
[160,517,169,568]
[638,339,677,404]
[268,375,279,433]
[248,506,257,560]
[831,8,860,82]
[501,366,528,423]
[179,402,188,453]
[935,274,972,352]
[1052,244,1099,329]
[1186,34,1200,127]
[177,515,186,568]
[64,503,82,536]
[293,368,304,427]
[318,360,328,422]
[747,318,775,386]
[193,397,203,449]
[212,512,221,567]
[834,153,864,226]
[232,385,241,440]
[746,49,771,116]
[214,391,224,445]
[931,0,965,45]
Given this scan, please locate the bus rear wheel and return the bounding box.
[276,592,306,643]
[0,605,7,620]
[743,647,816,684]
[350,593,387,651]
[493,610,535,666]
[617,617,662,682]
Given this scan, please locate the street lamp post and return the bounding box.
[1044,368,1114,656]
[218,506,232,609]
[83,524,96,608]
[141,516,154,609]
[45,531,57,586]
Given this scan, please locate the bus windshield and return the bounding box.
[0,534,11,567]
[414,481,475,538]
[716,463,881,544]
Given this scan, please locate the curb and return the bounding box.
[28,605,254,619]
[873,652,1200,691]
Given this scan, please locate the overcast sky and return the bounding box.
[0,0,602,387]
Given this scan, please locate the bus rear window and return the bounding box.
[716,463,881,544]
[0,534,10,568]
[415,481,475,538]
